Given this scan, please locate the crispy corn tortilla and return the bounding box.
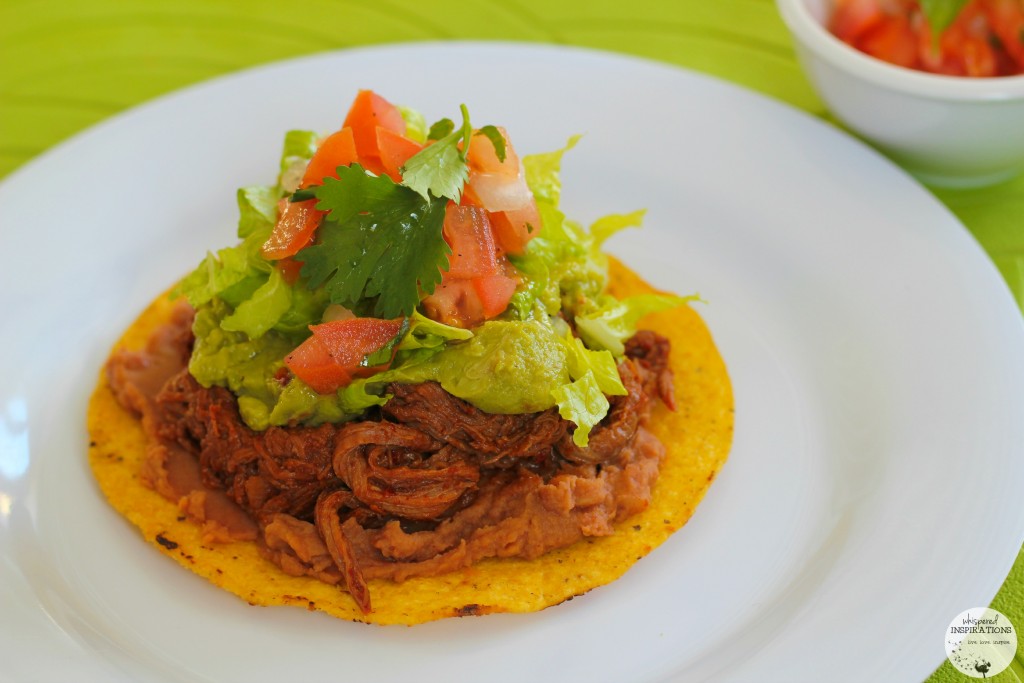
[87,258,733,625]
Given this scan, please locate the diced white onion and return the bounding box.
[468,164,533,212]
[321,304,356,323]
[279,157,307,194]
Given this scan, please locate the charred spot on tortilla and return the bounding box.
[87,258,733,626]
[155,534,178,551]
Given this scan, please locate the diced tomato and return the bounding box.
[261,199,323,261]
[442,204,500,279]
[277,257,304,285]
[376,127,423,182]
[466,126,520,175]
[420,274,516,327]
[310,318,403,367]
[301,127,358,187]
[960,34,999,76]
[472,274,518,319]
[857,13,919,68]
[355,155,389,178]
[924,7,997,76]
[285,318,404,394]
[419,150,527,325]
[343,90,406,160]
[489,197,541,255]
[834,0,1024,76]
[283,336,346,394]
[982,0,1024,71]
[831,0,886,43]
[420,280,485,329]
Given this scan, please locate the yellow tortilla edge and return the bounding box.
[86,257,734,625]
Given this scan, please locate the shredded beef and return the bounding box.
[156,371,338,522]
[625,329,676,410]
[382,382,567,466]
[332,421,479,521]
[106,307,676,615]
[106,304,259,543]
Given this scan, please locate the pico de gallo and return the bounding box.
[830,0,1024,77]
[173,90,689,444]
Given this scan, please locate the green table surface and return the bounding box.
[2,0,1021,679]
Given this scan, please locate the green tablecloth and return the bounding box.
[2,1,1020,679]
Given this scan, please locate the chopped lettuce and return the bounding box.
[280,130,319,168]
[560,333,626,397]
[175,185,327,341]
[396,311,473,351]
[576,293,698,356]
[551,331,626,446]
[174,251,242,309]
[174,186,277,308]
[220,267,292,339]
[523,135,580,206]
[512,139,648,323]
[590,209,645,250]
[397,105,427,143]
[236,186,280,239]
[271,284,328,337]
[175,115,695,436]
[552,372,609,447]
[278,130,319,192]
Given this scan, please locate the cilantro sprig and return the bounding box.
[295,103,508,319]
[920,0,969,38]
[297,164,450,318]
[427,118,455,141]
[401,104,474,203]
[475,125,507,163]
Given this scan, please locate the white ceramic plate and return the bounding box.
[1,43,1022,683]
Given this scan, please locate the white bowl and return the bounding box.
[777,0,1024,187]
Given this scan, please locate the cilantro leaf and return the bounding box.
[427,118,455,141]
[456,105,473,154]
[402,104,473,202]
[290,187,317,202]
[475,125,507,162]
[298,164,450,318]
[919,0,969,37]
